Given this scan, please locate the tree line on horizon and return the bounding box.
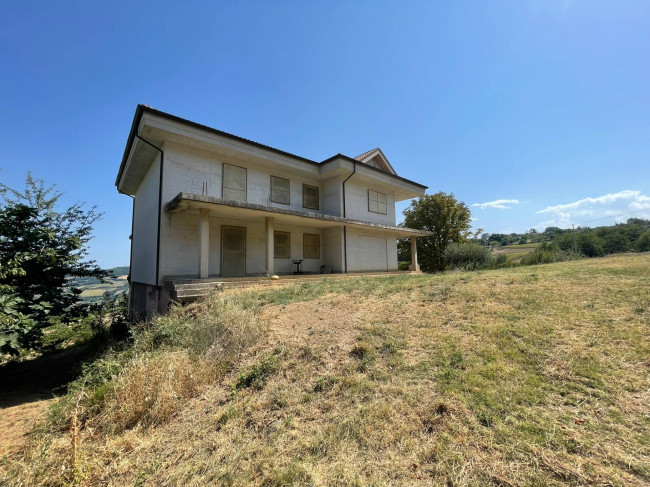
[479,218,650,257]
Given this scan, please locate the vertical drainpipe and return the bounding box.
[135,134,164,307]
[341,160,357,274]
[117,191,135,315]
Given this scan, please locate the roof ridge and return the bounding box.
[354,147,380,161]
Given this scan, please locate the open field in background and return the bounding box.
[78,278,128,300]
[492,243,540,263]
[75,266,129,302]
[2,254,649,486]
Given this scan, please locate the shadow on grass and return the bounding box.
[0,342,101,409]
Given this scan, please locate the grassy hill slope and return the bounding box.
[5,255,649,486]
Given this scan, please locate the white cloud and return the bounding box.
[471,199,520,210]
[534,190,650,229]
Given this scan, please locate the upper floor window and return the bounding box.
[222,164,247,201]
[271,176,290,205]
[368,190,387,214]
[274,231,291,258]
[302,184,319,210]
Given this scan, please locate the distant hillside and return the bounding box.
[72,266,129,301]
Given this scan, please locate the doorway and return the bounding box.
[221,226,246,277]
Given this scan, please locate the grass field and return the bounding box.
[492,243,540,263]
[2,254,649,486]
[78,277,128,301]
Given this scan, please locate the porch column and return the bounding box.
[265,217,274,276]
[198,208,210,278]
[409,236,420,272]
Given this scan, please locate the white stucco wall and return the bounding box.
[321,176,342,216]
[131,156,160,285]
[343,179,396,225]
[323,227,344,273]
[161,142,323,212]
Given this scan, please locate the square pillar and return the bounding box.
[409,236,420,272]
[199,208,210,278]
[265,217,274,276]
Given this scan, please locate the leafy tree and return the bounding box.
[576,231,604,257]
[636,229,650,252]
[555,233,576,253]
[602,232,630,254]
[0,174,106,355]
[400,192,472,272]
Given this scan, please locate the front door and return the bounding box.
[221,226,246,277]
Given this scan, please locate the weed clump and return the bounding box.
[52,292,265,436]
[235,354,278,390]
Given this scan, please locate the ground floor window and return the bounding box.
[274,231,291,258]
[303,233,320,259]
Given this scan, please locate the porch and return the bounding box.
[163,192,431,282]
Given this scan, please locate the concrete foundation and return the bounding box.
[129,282,171,322]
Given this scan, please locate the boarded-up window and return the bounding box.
[222,164,247,201]
[302,184,319,210]
[368,190,387,214]
[303,233,320,259]
[274,231,290,258]
[271,176,290,204]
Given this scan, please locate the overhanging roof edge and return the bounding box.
[165,192,433,236]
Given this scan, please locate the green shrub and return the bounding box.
[520,243,577,266]
[488,253,509,269]
[443,243,490,271]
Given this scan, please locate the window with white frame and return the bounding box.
[271,176,290,205]
[222,164,247,201]
[368,190,387,214]
[302,184,319,210]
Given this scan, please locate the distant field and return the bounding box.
[75,266,129,301]
[492,242,540,262]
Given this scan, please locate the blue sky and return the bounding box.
[1,1,649,267]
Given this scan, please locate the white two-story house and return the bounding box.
[116,105,432,318]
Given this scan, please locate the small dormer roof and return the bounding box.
[353,148,397,175]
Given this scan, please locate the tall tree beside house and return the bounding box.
[0,174,106,355]
[400,192,473,272]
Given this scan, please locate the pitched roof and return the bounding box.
[117,105,426,190]
[354,148,381,161]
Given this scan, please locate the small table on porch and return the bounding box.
[291,259,304,275]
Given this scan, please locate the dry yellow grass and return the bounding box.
[2,254,649,486]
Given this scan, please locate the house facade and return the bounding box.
[116,105,432,319]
